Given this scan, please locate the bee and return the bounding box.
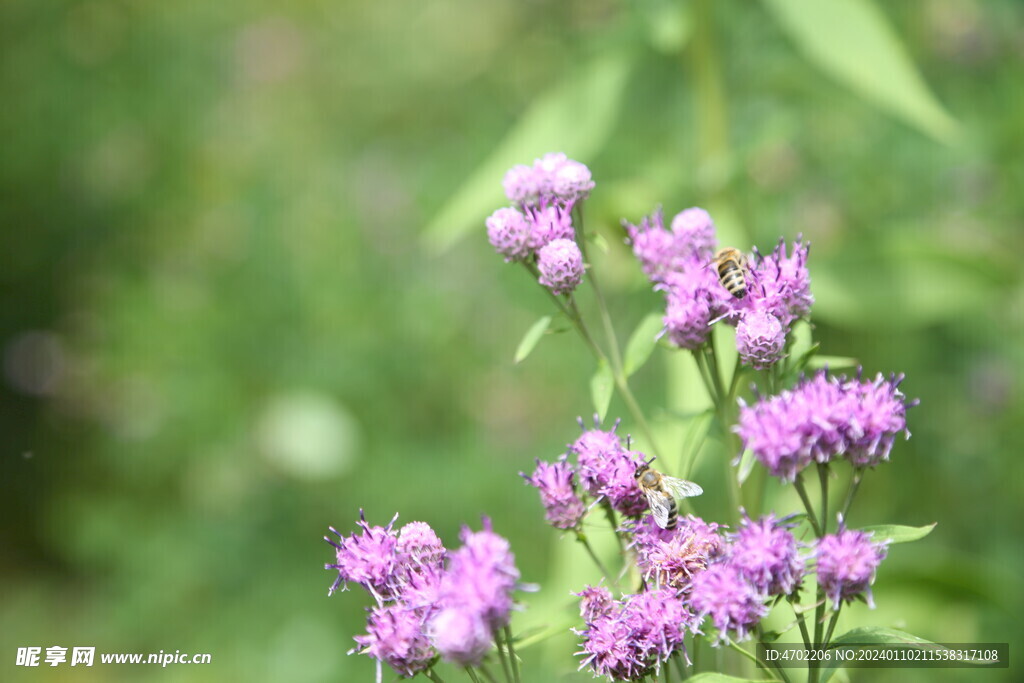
[714,247,748,299]
[634,461,703,530]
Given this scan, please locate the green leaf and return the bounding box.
[590,359,615,423]
[423,53,632,252]
[763,0,957,143]
[821,627,936,682]
[623,312,664,377]
[736,448,757,486]
[805,354,859,371]
[514,315,552,364]
[861,522,936,544]
[688,674,780,683]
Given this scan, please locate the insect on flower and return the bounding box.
[634,459,703,530]
[713,247,749,299]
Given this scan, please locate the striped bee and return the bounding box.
[714,247,748,299]
[634,462,703,530]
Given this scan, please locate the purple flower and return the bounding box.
[438,518,520,630]
[621,588,694,663]
[537,238,584,295]
[576,612,644,681]
[503,164,541,206]
[816,528,888,609]
[429,607,492,666]
[576,588,694,680]
[689,564,768,643]
[728,514,804,596]
[397,521,446,574]
[747,238,813,326]
[843,372,913,467]
[521,456,586,529]
[486,207,532,262]
[576,584,615,622]
[552,158,595,202]
[670,208,717,260]
[525,202,575,249]
[625,208,717,283]
[325,511,400,601]
[735,308,786,370]
[569,418,648,516]
[502,153,595,207]
[631,515,724,591]
[659,264,720,350]
[736,370,915,481]
[352,604,436,678]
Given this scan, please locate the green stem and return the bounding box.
[478,662,500,683]
[464,666,483,683]
[704,343,728,406]
[823,607,842,648]
[793,474,823,537]
[503,625,521,683]
[727,639,767,670]
[818,464,830,536]
[792,600,812,650]
[601,501,625,553]
[672,650,689,681]
[839,469,864,522]
[424,668,447,683]
[493,628,513,683]
[575,530,617,587]
[692,349,719,404]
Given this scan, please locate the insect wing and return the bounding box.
[661,476,703,499]
[643,488,674,529]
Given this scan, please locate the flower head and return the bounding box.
[502,153,594,207]
[816,528,888,609]
[736,370,915,481]
[728,513,804,596]
[660,262,721,350]
[747,237,813,326]
[429,607,492,666]
[525,202,575,249]
[397,521,446,574]
[631,515,724,591]
[537,238,584,295]
[735,308,786,370]
[576,584,615,622]
[486,207,532,262]
[352,604,436,678]
[522,456,586,530]
[670,208,717,260]
[625,208,717,283]
[570,418,648,516]
[576,611,644,681]
[843,372,914,467]
[438,518,520,630]
[571,417,625,497]
[689,564,767,643]
[325,511,400,600]
[620,588,694,663]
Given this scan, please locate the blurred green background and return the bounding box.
[1,0,1021,681]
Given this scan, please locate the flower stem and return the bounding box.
[464,666,483,683]
[601,500,625,554]
[503,625,521,683]
[672,650,689,681]
[492,629,513,683]
[839,469,864,522]
[817,464,830,536]
[478,662,500,683]
[793,474,823,537]
[424,668,447,683]
[793,601,813,650]
[575,530,617,587]
[823,607,842,648]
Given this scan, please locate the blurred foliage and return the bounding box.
[1,0,1022,681]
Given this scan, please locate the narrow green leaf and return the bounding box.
[736,448,757,486]
[821,627,937,682]
[763,0,957,143]
[623,312,664,377]
[514,315,552,364]
[590,359,615,423]
[688,674,780,683]
[805,354,859,371]
[861,522,936,544]
[790,341,821,376]
[423,53,632,252]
